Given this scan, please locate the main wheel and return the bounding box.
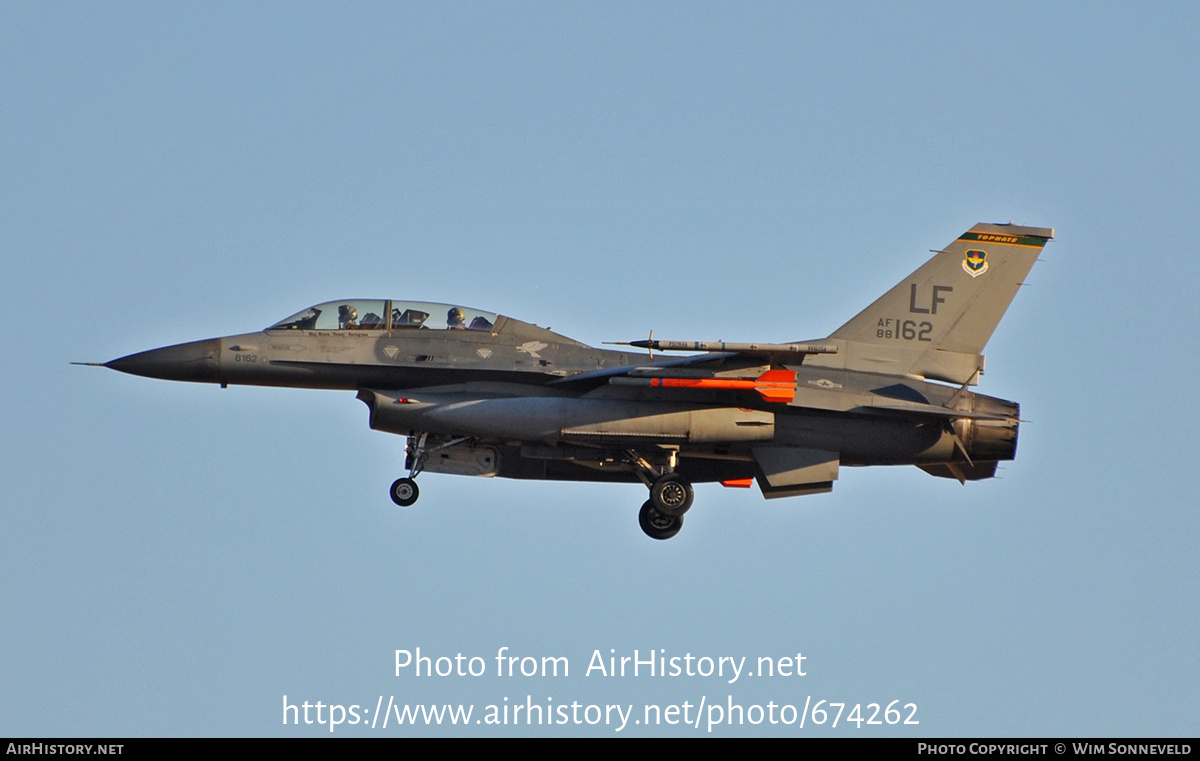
[649,473,694,518]
[639,500,683,540]
[390,477,419,507]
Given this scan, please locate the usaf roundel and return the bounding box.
[963,249,989,278]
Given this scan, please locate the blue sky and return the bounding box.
[3,2,1197,736]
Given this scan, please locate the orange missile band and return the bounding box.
[629,369,796,403]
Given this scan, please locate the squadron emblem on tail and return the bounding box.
[963,249,989,277]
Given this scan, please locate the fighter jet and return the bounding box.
[91,222,1052,539]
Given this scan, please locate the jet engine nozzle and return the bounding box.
[953,396,1020,462]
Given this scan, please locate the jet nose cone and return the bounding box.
[105,338,221,383]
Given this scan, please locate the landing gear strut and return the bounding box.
[627,448,694,539]
[388,433,431,507]
[388,432,477,508]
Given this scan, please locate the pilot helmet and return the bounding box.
[338,305,358,323]
[447,307,465,325]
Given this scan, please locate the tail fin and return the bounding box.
[807,222,1053,385]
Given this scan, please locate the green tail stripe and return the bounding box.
[958,232,1049,247]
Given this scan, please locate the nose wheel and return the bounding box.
[390,477,419,507]
[389,432,433,508]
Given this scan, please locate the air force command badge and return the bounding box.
[963,249,989,278]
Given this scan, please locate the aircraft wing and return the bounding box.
[548,351,745,388]
[847,400,1012,421]
[559,346,1015,422]
[555,338,838,389]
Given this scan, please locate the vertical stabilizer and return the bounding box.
[807,223,1053,385]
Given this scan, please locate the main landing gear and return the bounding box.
[639,500,682,540]
[628,449,694,540]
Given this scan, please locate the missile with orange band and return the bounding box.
[609,369,797,403]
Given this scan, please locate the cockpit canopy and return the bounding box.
[267,300,498,332]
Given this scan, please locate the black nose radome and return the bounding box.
[105,338,221,383]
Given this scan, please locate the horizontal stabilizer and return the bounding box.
[918,461,999,483]
[858,402,1012,421]
[789,383,1013,420]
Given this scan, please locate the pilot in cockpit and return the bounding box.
[338,304,358,329]
[447,307,466,329]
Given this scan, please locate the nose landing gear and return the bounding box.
[388,432,431,508]
[390,477,419,507]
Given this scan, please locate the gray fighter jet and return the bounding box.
[92,222,1052,539]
